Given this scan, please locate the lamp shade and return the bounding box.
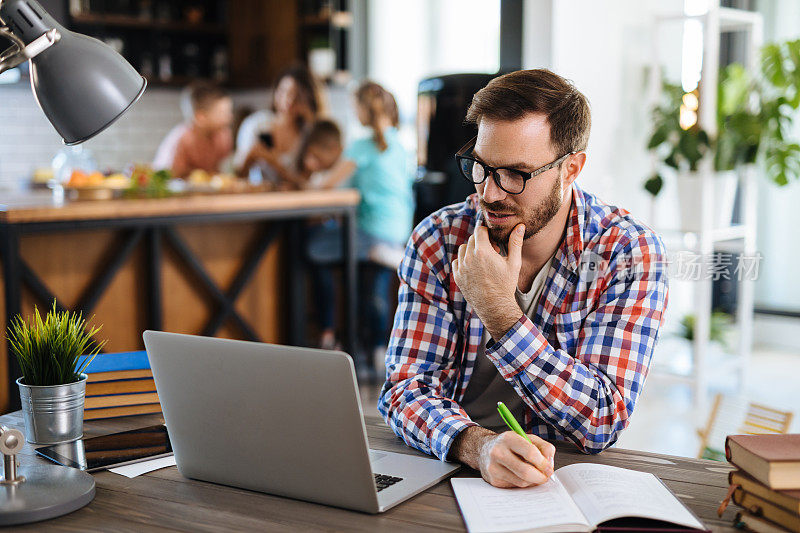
[0,0,146,144]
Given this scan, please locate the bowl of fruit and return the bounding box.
[64,170,131,200]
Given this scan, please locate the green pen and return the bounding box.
[497,402,555,474]
[496,401,532,443]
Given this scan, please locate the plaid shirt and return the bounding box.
[378,184,668,461]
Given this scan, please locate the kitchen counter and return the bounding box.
[0,189,360,413]
[0,189,360,223]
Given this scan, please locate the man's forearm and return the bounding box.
[447,425,496,468]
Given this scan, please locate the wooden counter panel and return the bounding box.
[0,189,360,223]
[160,223,282,341]
[0,221,283,413]
[19,229,147,349]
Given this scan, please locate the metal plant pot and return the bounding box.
[16,373,87,445]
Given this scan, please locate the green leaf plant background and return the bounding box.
[645,38,800,196]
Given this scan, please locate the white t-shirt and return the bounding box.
[460,253,555,432]
[152,122,190,170]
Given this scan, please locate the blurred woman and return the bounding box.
[235,64,323,185]
[307,81,414,378]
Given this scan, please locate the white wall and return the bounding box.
[366,0,500,126]
[546,0,683,213]
[522,0,552,70]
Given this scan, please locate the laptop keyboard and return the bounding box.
[374,473,403,492]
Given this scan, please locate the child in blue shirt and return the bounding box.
[306,82,414,377]
[346,86,414,245]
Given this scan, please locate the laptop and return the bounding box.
[142,331,460,513]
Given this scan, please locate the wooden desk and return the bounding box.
[0,190,360,412]
[0,410,741,532]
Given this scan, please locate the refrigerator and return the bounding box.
[414,72,501,224]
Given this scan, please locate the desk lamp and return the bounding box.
[0,0,146,144]
[0,425,95,525]
[0,0,144,523]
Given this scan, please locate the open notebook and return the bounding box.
[451,463,709,533]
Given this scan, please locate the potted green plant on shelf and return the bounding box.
[6,302,105,444]
[644,79,729,232]
[644,38,800,230]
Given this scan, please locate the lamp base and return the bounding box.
[0,463,95,526]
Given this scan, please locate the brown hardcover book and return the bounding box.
[85,392,160,409]
[86,378,157,396]
[83,403,162,420]
[732,487,800,532]
[735,511,792,533]
[730,470,800,515]
[87,369,153,383]
[726,434,800,490]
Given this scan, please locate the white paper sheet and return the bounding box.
[108,454,176,478]
[556,463,704,530]
[450,477,590,533]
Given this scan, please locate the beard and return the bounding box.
[480,176,563,247]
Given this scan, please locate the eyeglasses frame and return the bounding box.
[454,135,577,195]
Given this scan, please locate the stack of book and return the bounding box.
[78,351,162,420]
[723,434,800,532]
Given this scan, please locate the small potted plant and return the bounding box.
[644,80,716,231]
[6,302,105,444]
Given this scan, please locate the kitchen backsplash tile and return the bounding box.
[0,86,268,191]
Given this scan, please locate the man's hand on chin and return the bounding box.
[452,221,525,341]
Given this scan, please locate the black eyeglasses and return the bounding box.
[455,136,575,195]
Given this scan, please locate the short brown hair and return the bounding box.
[465,69,591,156]
[295,119,342,171]
[189,81,228,113]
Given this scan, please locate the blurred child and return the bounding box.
[292,119,353,190]
[306,82,414,378]
[346,81,413,252]
[170,82,234,178]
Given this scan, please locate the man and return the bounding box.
[378,69,668,489]
[169,82,234,178]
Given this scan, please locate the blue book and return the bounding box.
[75,351,150,374]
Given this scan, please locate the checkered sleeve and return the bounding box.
[377,219,478,462]
[484,231,668,453]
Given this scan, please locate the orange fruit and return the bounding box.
[87,172,105,186]
[68,169,89,187]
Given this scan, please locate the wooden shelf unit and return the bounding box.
[69,12,226,34]
[63,0,302,88]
